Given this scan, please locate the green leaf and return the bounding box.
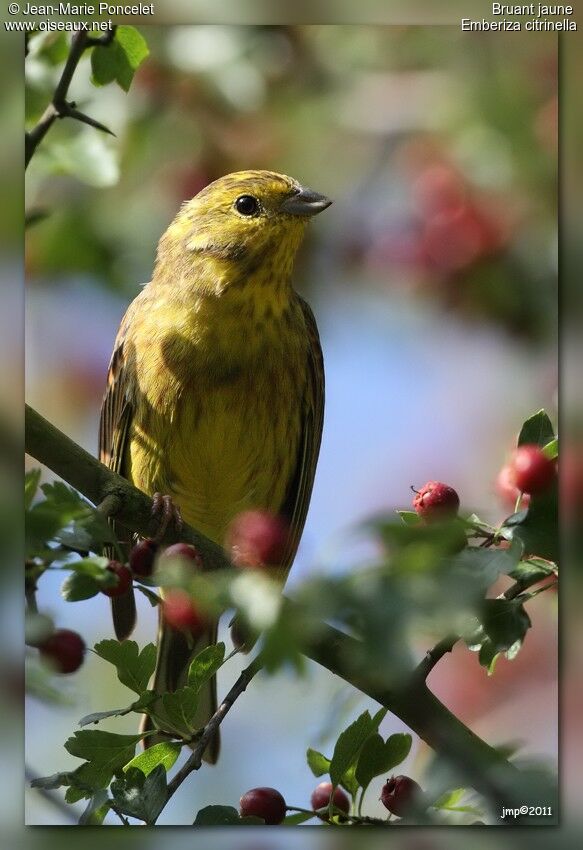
[478,641,499,674]
[193,805,263,825]
[79,790,110,825]
[79,707,133,727]
[94,640,156,694]
[467,597,532,672]
[91,26,149,92]
[78,694,155,727]
[451,543,522,586]
[431,788,483,816]
[26,481,92,556]
[37,32,70,65]
[340,763,359,797]
[124,741,182,777]
[135,584,162,606]
[542,437,558,459]
[149,687,199,738]
[329,711,375,789]
[307,748,331,777]
[517,410,554,448]
[396,510,421,526]
[67,555,111,578]
[61,556,118,600]
[188,643,225,692]
[41,481,90,513]
[111,765,167,824]
[30,772,70,790]
[509,557,557,585]
[61,571,100,601]
[480,599,531,653]
[507,481,558,561]
[284,811,315,824]
[65,730,142,782]
[355,732,412,791]
[25,469,41,510]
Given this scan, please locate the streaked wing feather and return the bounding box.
[99,308,137,639]
[278,296,325,573]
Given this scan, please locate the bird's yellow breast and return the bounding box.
[124,286,309,546]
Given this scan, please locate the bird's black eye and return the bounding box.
[235,195,260,217]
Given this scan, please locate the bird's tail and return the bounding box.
[141,610,220,764]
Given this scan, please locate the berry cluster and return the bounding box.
[238,775,422,824]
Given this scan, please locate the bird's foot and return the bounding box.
[151,493,183,543]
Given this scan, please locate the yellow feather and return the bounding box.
[99,170,329,763]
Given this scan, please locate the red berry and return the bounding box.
[412,481,460,522]
[39,628,85,674]
[380,775,422,817]
[239,787,286,824]
[227,511,289,569]
[160,543,203,569]
[162,590,207,636]
[496,464,530,511]
[129,539,158,577]
[101,561,133,598]
[509,445,556,495]
[310,781,350,815]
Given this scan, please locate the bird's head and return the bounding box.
[155,170,332,293]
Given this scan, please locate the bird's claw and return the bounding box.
[151,493,183,543]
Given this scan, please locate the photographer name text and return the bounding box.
[18,3,154,14]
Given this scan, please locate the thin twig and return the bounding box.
[108,801,130,826]
[414,633,459,680]
[165,657,263,801]
[25,29,116,168]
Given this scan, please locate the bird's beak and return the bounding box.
[280,186,332,217]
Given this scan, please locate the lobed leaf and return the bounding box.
[111,765,168,824]
[93,639,156,694]
[329,710,376,788]
[149,687,199,739]
[124,742,182,777]
[65,730,142,773]
[188,643,225,692]
[355,732,412,791]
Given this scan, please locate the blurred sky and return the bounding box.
[24,24,557,825]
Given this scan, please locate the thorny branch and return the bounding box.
[25,27,117,168]
[25,404,551,817]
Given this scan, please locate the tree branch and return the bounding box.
[25,404,551,817]
[25,404,231,572]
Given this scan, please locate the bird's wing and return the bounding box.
[99,305,137,639]
[279,296,325,574]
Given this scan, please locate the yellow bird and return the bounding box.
[99,170,330,763]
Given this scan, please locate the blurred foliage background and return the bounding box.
[25,25,557,826]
